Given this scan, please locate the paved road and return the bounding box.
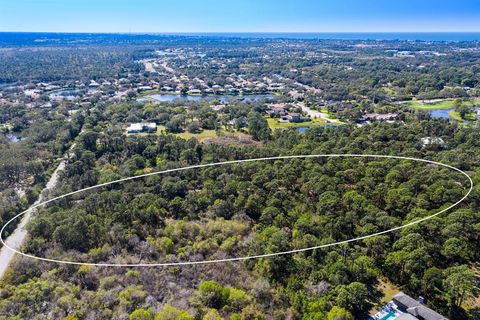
[0,141,77,278]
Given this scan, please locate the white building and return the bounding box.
[126,123,157,134]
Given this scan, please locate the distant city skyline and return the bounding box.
[1,0,479,33]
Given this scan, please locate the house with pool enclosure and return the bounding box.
[371,292,448,320]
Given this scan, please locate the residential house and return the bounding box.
[372,292,448,320]
[279,113,309,123]
[188,89,202,95]
[360,113,398,122]
[392,293,448,320]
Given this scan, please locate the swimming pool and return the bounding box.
[380,312,397,320]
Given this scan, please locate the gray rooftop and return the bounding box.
[407,306,448,320]
[392,292,448,320]
[395,314,418,320]
[393,292,421,309]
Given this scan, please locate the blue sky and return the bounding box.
[1,0,479,33]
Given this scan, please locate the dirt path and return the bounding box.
[0,139,78,278]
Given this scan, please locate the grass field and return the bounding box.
[175,129,218,141]
[370,279,402,314]
[319,107,337,118]
[405,99,457,110]
[168,129,243,142]
[267,117,327,129]
[378,280,401,303]
[382,87,396,95]
[448,110,463,121]
[405,98,480,110]
[449,109,477,122]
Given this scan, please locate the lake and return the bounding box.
[429,108,454,119]
[139,93,275,103]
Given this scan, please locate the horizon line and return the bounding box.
[2,31,480,34]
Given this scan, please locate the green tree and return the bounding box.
[197,281,229,309]
[453,98,464,109]
[247,111,271,141]
[166,117,184,133]
[130,309,154,320]
[202,309,222,320]
[327,306,354,320]
[304,299,328,320]
[227,288,252,311]
[443,266,480,311]
[79,131,98,152]
[119,285,148,312]
[155,305,194,320]
[239,305,266,320]
[335,282,371,316]
[186,121,202,134]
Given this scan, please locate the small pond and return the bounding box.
[429,108,454,119]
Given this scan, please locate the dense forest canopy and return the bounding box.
[1,112,480,319]
[0,34,479,320]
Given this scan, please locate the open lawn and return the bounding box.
[175,129,218,141]
[319,107,338,119]
[449,109,477,122]
[382,87,396,95]
[169,129,244,142]
[406,99,456,110]
[405,98,480,110]
[267,117,327,129]
[378,279,401,303]
[448,110,463,121]
[370,279,402,315]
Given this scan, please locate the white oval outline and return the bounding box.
[0,154,473,267]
